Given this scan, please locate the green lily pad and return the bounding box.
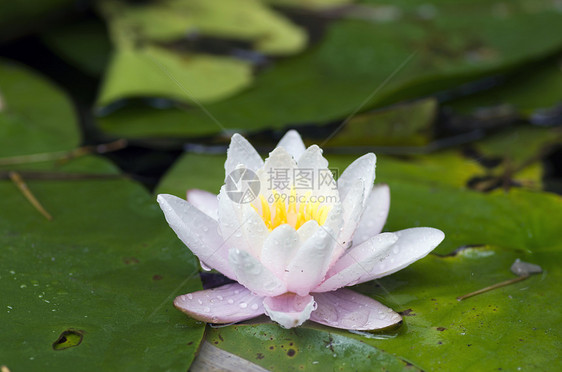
[446,56,562,120]
[323,98,439,148]
[262,0,354,10]
[0,61,204,371]
[0,59,79,158]
[206,323,419,371]
[98,0,562,138]
[99,0,307,55]
[98,46,253,107]
[0,0,75,42]
[41,19,112,76]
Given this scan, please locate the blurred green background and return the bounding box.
[1,0,561,371]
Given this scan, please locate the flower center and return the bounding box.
[253,189,331,231]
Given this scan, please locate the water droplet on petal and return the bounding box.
[239,302,248,309]
[187,294,193,300]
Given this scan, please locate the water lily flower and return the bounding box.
[157,130,444,330]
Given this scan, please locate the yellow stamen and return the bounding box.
[254,189,331,231]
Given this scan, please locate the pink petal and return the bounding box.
[310,288,401,330]
[337,153,376,205]
[174,283,264,324]
[263,293,316,329]
[277,129,306,161]
[229,248,287,297]
[285,223,337,296]
[353,184,390,246]
[186,189,218,220]
[314,232,398,292]
[157,194,235,280]
[225,133,264,177]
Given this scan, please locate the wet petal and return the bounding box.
[229,248,287,297]
[314,232,398,292]
[332,178,365,263]
[256,146,297,203]
[315,228,444,292]
[355,227,445,282]
[353,184,390,245]
[260,224,299,278]
[225,133,264,178]
[157,194,235,279]
[217,185,268,258]
[311,289,401,330]
[296,146,340,209]
[174,283,264,323]
[263,293,316,329]
[186,189,218,220]
[285,223,337,296]
[337,153,376,205]
[277,129,306,161]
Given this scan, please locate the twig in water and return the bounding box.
[0,139,127,166]
[9,171,53,221]
[457,275,529,301]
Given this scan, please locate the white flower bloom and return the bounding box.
[158,130,444,329]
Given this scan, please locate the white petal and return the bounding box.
[297,144,329,169]
[310,289,401,330]
[256,146,297,202]
[263,293,316,329]
[174,283,264,324]
[297,145,340,204]
[260,224,299,278]
[217,186,268,259]
[314,232,398,292]
[225,133,264,178]
[229,248,287,297]
[157,194,235,279]
[358,227,445,281]
[186,189,218,220]
[353,184,390,246]
[337,153,376,205]
[296,219,320,242]
[332,178,366,263]
[277,130,306,161]
[314,228,444,292]
[285,223,338,296]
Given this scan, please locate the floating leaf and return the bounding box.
[98,0,562,138]
[98,46,253,107]
[262,0,354,10]
[100,0,307,55]
[0,59,79,158]
[0,61,205,370]
[41,19,112,76]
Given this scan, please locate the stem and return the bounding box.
[0,139,127,166]
[457,275,529,301]
[9,171,53,221]
[0,171,124,180]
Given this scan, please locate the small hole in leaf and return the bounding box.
[52,329,84,350]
